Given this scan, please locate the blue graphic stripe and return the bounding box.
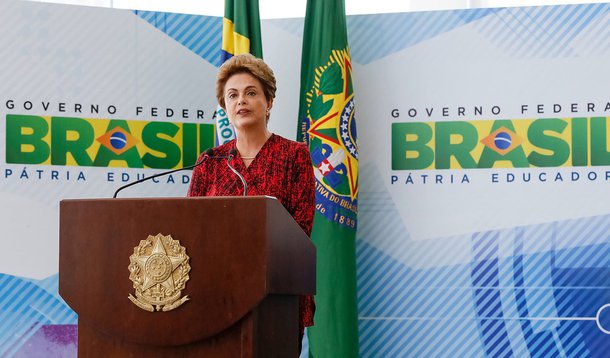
[357,241,482,357]
[135,11,222,66]
[0,289,43,354]
[404,236,470,271]
[410,319,476,357]
[479,7,539,57]
[358,237,407,313]
[558,321,588,357]
[555,251,605,290]
[0,274,76,356]
[176,16,207,47]
[553,291,589,356]
[476,8,509,48]
[193,26,221,62]
[471,232,513,356]
[499,8,540,56]
[499,8,545,57]
[4,322,42,357]
[540,5,578,53]
[520,226,560,332]
[498,251,531,356]
[556,322,580,357]
[359,320,399,357]
[378,274,428,319]
[520,222,553,256]
[360,319,483,357]
[417,296,476,356]
[175,16,208,47]
[434,320,481,357]
[472,232,500,288]
[375,270,454,317]
[456,8,497,24]
[550,4,603,57]
[551,4,602,57]
[342,9,500,64]
[360,260,405,316]
[165,13,191,33]
[554,255,610,290]
[522,6,562,56]
[271,6,500,64]
[556,215,610,263]
[357,171,610,355]
[472,4,610,58]
[358,241,466,315]
[357,219,610,358]
[515,236,565,357]
[583,11,610,55]
[515,7,565,58]
[545,5,587,58]
[356,240,391,315]
[357,207,410,262]
[558,243,610,270]
[514,242,538,355]
[399,271,470,317]
[377,321,415,357]
[3,288,50,356]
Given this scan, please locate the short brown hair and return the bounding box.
[216,53,277,109]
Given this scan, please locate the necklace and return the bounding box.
[237,132,271,160]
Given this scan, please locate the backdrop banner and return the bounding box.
[2,1,610,356]
[339,4,610,357]
[0,1,217,355]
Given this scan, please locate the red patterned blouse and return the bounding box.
[187,133,316,335]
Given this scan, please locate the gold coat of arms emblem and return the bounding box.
[128,233,191,312]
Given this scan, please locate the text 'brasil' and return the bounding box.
[392,117,610,170]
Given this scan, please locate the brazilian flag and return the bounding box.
[216,0,263,145]
[221,0,263,61]
[297,0,359,356]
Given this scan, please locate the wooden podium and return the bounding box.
[59,196,315,357]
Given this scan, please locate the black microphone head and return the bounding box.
[228,148,238,159]
[201,147,214,160]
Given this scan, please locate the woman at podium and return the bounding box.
[188,53,316,341]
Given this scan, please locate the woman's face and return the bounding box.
[223,72,272,131]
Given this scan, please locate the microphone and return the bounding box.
[227,148,248,196]
[113,148,215,198]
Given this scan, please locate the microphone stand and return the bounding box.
[227,148,248,196]
[113,148,216,198]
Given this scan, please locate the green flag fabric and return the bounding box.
[297,0,359,356]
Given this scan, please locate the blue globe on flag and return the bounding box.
[110,131,128,150]
[494,131,512,150]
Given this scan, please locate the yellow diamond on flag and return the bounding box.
[97,127,138,155]
[480,126,522,156]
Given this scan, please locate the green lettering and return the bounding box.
[571,117,588,166]
[182,123,198,166]
[199,123,215,155]
[435,121,477,169]
[392,122,433,170]
[51,117,94,166]
[6,115,49,164]
[590,117,610,166]
[142,122,180,169]
[527,118,569,167]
